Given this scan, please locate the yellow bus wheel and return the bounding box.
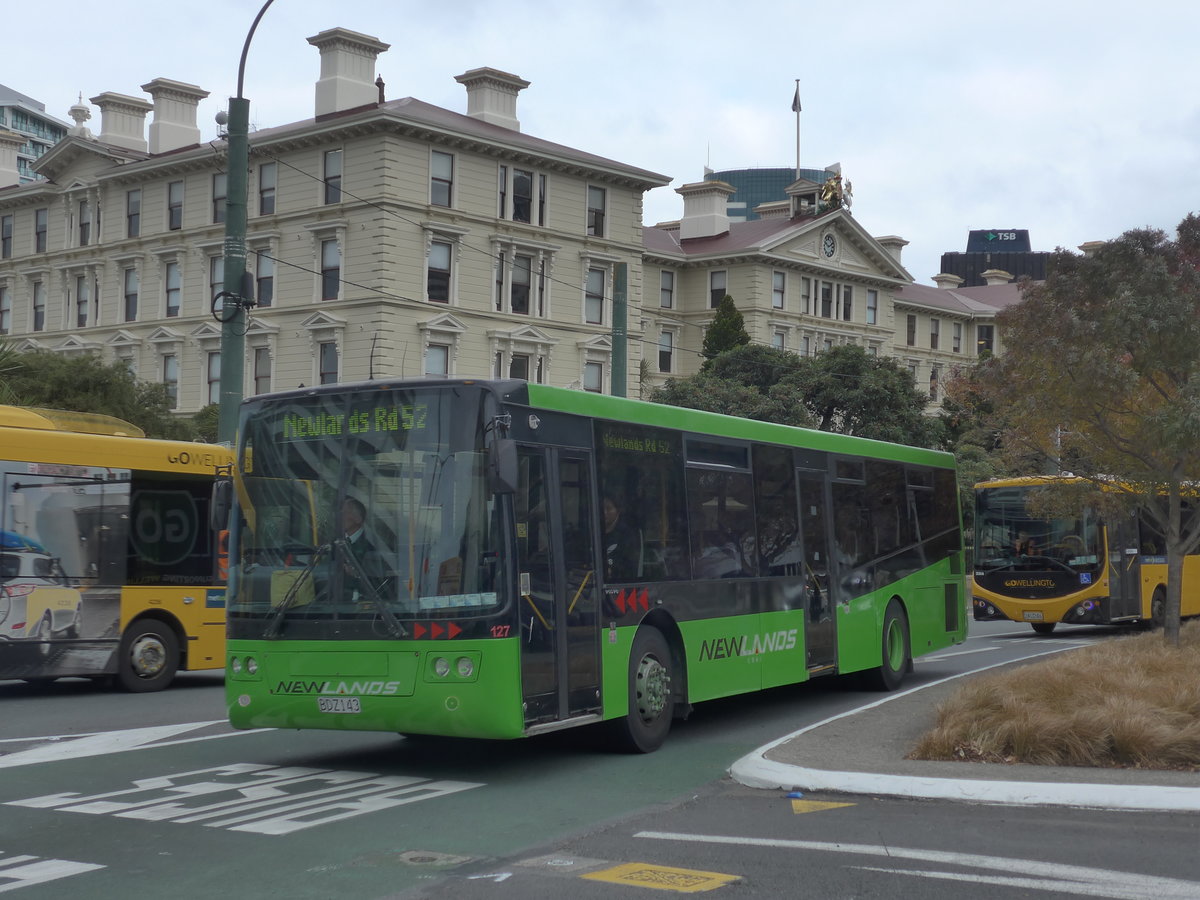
[117,620,179,693]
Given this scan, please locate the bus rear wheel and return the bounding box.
[867,599,909,692]
[1031,622,1057,635]
[611,627,674,753]
[117,619,179,693]
[1151,588,1166,628]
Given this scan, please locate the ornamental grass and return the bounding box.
[908,620,1200,770]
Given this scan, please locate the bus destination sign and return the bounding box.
[282,403,428,441]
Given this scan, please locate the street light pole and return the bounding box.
[217,0,276,445]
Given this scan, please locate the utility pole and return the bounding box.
[217,0,276,445]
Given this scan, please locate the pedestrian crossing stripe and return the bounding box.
[791,799,855,814]
[581,862,739,892]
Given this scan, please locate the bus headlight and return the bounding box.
[433,657,451,678]
[230,656,242,674]
[455,657,474,678]
[246,656,258,675]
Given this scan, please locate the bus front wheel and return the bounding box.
[1151,589,1166,628]
[117,620,179,693]
[611,627,674,753]
[867,600,909,692]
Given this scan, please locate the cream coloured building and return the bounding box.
[0,27,669,413]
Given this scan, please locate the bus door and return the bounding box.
[515,446,601,728]
[1108,514,1144,619]
[797,473,836,670]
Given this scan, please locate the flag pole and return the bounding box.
[793,79,801,181]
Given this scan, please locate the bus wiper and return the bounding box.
[262,543,329,639]
[333,538,408,638]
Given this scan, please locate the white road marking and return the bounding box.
[636,831,1200,900]
[0,722,226,769]
[0,852,104,893]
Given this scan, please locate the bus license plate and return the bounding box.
[1022,611,1044,622]
[317,696,361,714]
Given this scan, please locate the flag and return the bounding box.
[791,85,801,113]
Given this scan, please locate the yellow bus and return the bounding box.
[972,475,1200,633]
[0,406,232,690]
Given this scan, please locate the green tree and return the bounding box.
[651,371,814,428]
[701,295,750,360]
[192,403,220,443]
[0,338,18,405]
[974,215,1200,644]
[3,350,195,440]
[789,344,945,447]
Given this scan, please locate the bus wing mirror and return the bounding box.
[211,478,233,532]
[488,438,517,494]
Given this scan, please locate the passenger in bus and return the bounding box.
[340,497,382,601]
[602,495,640,582]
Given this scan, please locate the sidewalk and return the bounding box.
[729,667,1200,812]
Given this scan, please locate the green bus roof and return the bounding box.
[524,384,954,469]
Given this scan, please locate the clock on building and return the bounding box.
[822,233,837,258]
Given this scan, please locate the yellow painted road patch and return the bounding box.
[582,862,739,892]
[791,799,855,814]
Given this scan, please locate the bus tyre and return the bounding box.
[612,627,674,753]
[117,619,179,693]
[1031,622,1057,635]
[868,600,909,692]
[1151,589,1166,628]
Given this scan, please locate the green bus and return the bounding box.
[223,378,966,751]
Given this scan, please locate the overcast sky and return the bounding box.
[14,0,1199,285]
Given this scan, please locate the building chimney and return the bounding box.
[875,235,908,264]
[981,268,1013,286]
[932,273,964,290]
[90,92,152,152]
[0,129,22,188]
[142,78,210,154]
[454,67,530,131]
[307,27,391,117]
[676,180,735,240]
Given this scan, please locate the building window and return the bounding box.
[258,162,276,216]
[866,289,878,325]
[34,208,47,251]
[772,331,785,350]
[585,267,605,324]
[772,271,786,309]
[801,277,811,315]
[930,317,940,350]
[512,169,533,223]
[929,366,941,402]
[977,324,995,356]
[658,330,673,373]
[206,351,221,405]
[508,354,531,381]
[800,335,810,357]
[0,286,10,334]
[1,215,11,258]
[167,181,183,230]
[431,151,453,207]
[427,240,451,302]
[209,256,224,311]
[165,261,181,317]
[583,361,603,392]
[841,285,852,321]
[425,343,449,376]
[32,281,45,331]
[320,239,340,300]
[709,270,727,308]
[318,341,339,384]
[212,173,227,224]
[953,321,962,353]
[510,254,532,314]
[253,347,271,395]
[586,185,606,236]
[163,354,179,408]
[323,149,342,204]
[78,200,90,247]
[906,314,917,346]
[255,252,274,307]
[823,338,833,352]
[126,190,141,238]
[820,281,833,318]
[659,270,674,309]
[75,275,89,327]
[123,267,138,322]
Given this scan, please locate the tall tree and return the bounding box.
[701,295,750,360]
[3,350,195,440]
[974,215,1200,644]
